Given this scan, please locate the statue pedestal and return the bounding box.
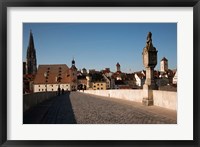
[142,84,153,106]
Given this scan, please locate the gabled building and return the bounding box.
[33,64,72,92]
[134,71,146,87]
[89,72,107,90]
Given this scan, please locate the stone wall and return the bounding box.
[83,90,143,103]
[23,92,56,112]
[82,90,177,110]
[153,90,177,110]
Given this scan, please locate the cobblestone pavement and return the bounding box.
[23,91,177,124]
[70,92,176,124]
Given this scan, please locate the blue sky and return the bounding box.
[23,23,177,73]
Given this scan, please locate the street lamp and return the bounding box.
[44,72,47,92]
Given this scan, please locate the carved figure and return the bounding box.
[146,32,152,48]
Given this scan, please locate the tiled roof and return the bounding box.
[34,64,71,84]
[90,72,106,82]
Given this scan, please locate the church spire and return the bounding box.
[72,57,75,66]
[26,30,37,75]
[28,29,35,49]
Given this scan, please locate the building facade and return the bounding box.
[92,82,107,90]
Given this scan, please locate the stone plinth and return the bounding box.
[142,84,153,106]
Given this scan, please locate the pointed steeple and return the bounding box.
[28,29,35,49]
[72,57,75,66]
[26,30,37,75]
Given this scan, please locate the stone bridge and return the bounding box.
[23,91,177,124]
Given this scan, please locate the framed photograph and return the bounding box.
[0,0,199,146]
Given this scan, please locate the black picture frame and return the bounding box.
[0,0,199,146]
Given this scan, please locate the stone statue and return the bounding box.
[146,32,152,48]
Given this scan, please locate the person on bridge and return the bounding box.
[62,88,65,95]
[57,87,61,96]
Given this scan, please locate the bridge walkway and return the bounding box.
[23,91,177,124]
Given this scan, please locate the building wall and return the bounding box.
[33,83,71,92]
[135,74,145,87]
[92,82,107,90]
[160,60,168,72]
[102,74,111,89]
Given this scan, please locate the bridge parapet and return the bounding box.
[23,92,56,112]
[82,90,177,110]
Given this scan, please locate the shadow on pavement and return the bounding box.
[23,92,77,124]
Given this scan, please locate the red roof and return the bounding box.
[34,64,71,84]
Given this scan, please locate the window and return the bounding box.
[101,84,103,86]
[97,88,99,90]
[39,89,40,91]
[101,88,103,89]
[39,85,40,87]
[52,89,53,91]
[42,89,43,91]
[97,84,99,86]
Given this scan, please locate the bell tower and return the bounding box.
[116,62,121,72]
[70,58,77,91]
[160,57,168,72]
[26,30,37,75]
